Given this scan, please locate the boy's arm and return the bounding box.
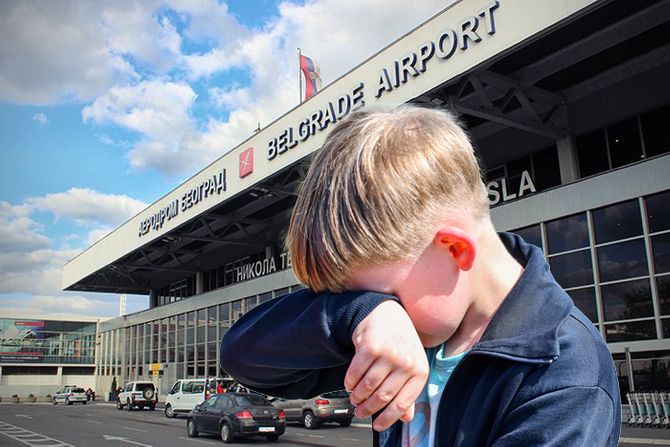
[220,289,428,431]
[493,386,618,446]
[219,288,398,397]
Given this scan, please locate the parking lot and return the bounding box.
[0,401,372,447]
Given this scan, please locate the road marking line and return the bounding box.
[121,426,147,432]
[0,419,76,447]
[178,436,216,445]
[88,421,103,425]
[103,434,152,446]
[307,434,325,438]
[343,438,359,442]
[15,415,34,419]
[620,437,670,445]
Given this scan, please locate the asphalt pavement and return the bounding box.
[2,402,670,446]
[0,401,373,447]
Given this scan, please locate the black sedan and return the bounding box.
[186,392,286,443]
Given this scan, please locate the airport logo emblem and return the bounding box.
[239,147,254,178]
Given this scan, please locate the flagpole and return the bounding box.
[297,47,302,104]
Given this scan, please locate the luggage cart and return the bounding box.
[643,393,655,427]
[634,393,647,426]
[651,393,663,427]
[627,393,638,426]
[660,392,670,429]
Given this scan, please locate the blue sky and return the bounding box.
[0,0,447,318]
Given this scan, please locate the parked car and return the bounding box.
[165,377,234,418]
[187,392,285,443]
[271,390,354,429]
[116,381,157,411]
[52,386,87,405]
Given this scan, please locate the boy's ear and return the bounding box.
[433,227,476,271]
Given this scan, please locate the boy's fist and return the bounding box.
[345,300,429,432]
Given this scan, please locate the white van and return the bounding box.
[165,378,233,418]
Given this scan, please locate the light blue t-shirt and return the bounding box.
[401,346,468,447]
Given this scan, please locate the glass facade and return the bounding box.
[96,284,305,389]
[576,104,670,178]
[511,189,670,344]
[0,319,96,364]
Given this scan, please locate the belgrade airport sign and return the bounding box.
[138,168,227,238]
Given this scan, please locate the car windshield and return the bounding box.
[234,395,270,407]
[321,390,349,399]
[72,388,85,393]
[136,383,155,391]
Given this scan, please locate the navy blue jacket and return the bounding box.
[220,233,621,446]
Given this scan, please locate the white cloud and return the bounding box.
[0,202,50,253]
[82,80,196,140]
[25,187,147,228]
[97,134,114,145]
[82,80,207,174]
[0,190,146,307]
[100,2,183,74]
[0,249,76,295]
[32,112,49,124]
[0,1,139,104]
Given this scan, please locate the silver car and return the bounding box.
[52,386,87,405]
[271,390,354,429]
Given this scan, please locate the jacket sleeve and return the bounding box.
[492,386,618,447]
[219,288,400,399]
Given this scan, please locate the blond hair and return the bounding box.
[286,105,489,292]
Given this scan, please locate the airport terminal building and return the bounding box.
[0,312,100,398]
[63,0,670,398]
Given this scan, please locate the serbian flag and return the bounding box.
[299,54,321,101]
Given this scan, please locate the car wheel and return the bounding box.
[220,423,233,443]
[116,399,123,410]
[164,404,175,418]
[302,411,317,429]
[53,398,57,405]
[187,419,199,437]
[126,399,133,411]
[82,401,87,405]
[66,398,72,406]
[266,434,280,442]
[339,419,352,427]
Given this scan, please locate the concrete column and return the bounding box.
[57,366,63,385]
[625,347,635,392]
[149,289,158,308]
[196,272,204,295]
[556,136,579,184]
